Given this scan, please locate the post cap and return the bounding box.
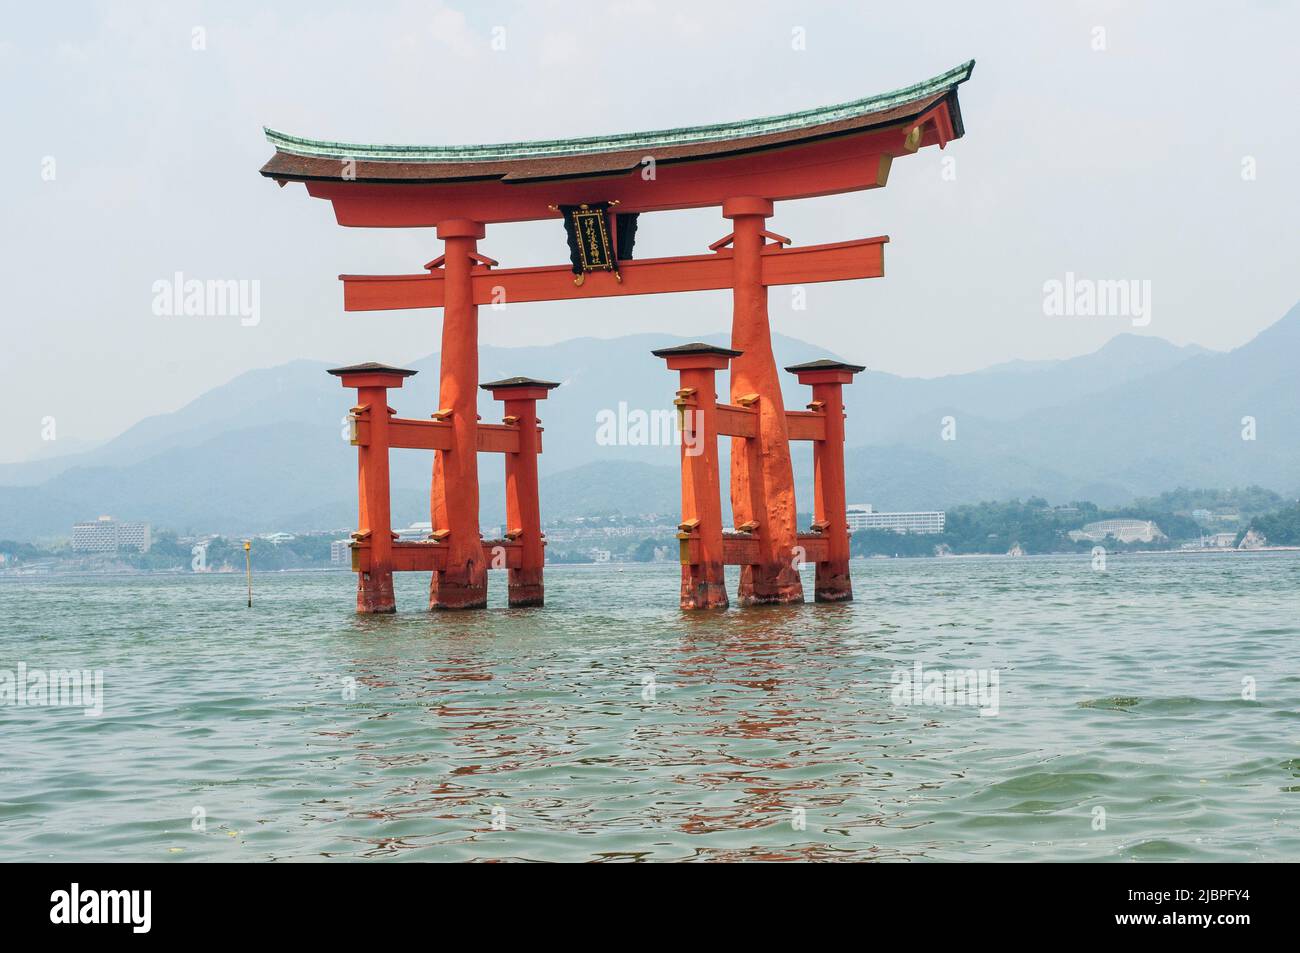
[478,376,561,391]
[650,342,742,359]
[327,362,418,378]
[783,358,866,374]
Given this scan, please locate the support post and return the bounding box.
[786,359,865,602]
[430,218,489,609]
[653,343,736,610]
[482,377,560,607]
[723,196,804,605]
[328,362,417,613]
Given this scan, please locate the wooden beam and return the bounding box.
[762,238,885,287]
[681,531,831,567]
[341,236,888,312]
[720,534,760,567]
[354,416,522,453]
[784,410,827,442]
[475,423,521,454]
[796,534,830,564]
[353,539,525,573]
[386,417,452,451]
[715,403,758,439]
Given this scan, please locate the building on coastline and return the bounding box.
[259,532,296,544]
[1067,519,1164,544]
[71,516,152,553]
[1238,529,1267,550]
[330,539,351,564]
[846,503,946,535]
[1192,508,1239,524]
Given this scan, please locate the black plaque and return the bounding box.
[558,202,621,284]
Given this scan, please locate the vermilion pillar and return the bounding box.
[786,359,865,602]
[328,362,417,614]
[723,197,804,606]
[430,219,489,610]
[482,377,559,607]
[653,343,736,610]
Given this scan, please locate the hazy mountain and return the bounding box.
[0,334,824,488]
[864,303,1300,504]
[2,303,1296,542]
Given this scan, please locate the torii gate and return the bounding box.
[261,60,974,612]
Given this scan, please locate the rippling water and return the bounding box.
[2,553,1298,862]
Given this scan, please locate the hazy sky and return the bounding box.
[2,1,1296,462]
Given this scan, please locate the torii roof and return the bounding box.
[260,61,973,186]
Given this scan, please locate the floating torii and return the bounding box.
[261,60,974,611]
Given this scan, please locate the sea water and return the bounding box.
[1,553,1297,861]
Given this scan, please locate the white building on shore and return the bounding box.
[71,516,152,553]
[846,504,945,535]
[1068,519,1164,544]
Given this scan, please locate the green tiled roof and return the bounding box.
[265,60,974,164]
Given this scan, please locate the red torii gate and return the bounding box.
[262,60,973,612]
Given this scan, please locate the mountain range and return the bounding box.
[1,300,1296,541]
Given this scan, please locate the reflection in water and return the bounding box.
[2,555,1299,861]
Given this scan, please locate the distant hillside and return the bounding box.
[1,302,1297,542]
[877,303,1300,499]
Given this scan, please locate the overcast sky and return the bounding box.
[2,1,1296,462]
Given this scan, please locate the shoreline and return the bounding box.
[5,546,1300,580]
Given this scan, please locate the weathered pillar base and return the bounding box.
[681,565,729,610]
[429,566,488,610]
[357,571,396,614]
[507,568,544,608]
[814,561,853,602]
[737,563,805,606]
